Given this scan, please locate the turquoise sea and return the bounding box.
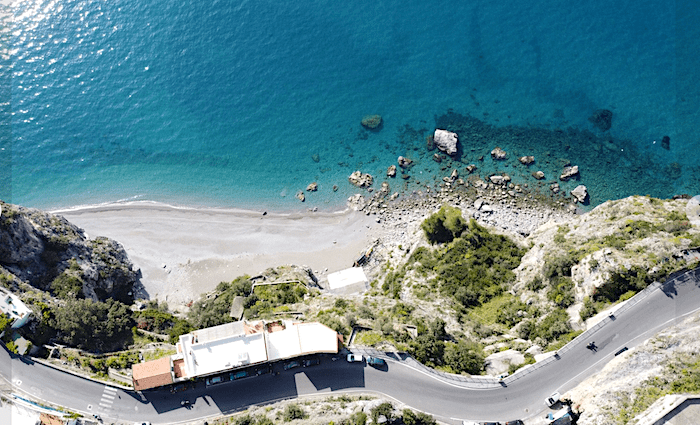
[3,0,699,212]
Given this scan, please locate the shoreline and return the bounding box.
[58,201,376,307]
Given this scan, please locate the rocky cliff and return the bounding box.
[0,201,138,303]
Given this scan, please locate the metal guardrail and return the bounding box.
[350,266,700,389]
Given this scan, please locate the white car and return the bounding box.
[346,353,364,363]
[545,391,561,407]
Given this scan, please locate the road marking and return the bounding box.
[98,402,111,408]
[102,394,115,400]
[104,386,117,393]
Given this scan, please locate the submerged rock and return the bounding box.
[433,129,459,156]
[661,135,670,150]
[387,165,397,177]
[296,191,305,202]
[432,153,443,163]
[306,182,318,192]
[589,109,613,131]
[361,114,382,130]
[532,171,545,180]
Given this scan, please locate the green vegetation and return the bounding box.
[370,402,394,424]
[408,318,485,375]
[421,204,467,244]
[50,271,84,299]
[401,409,437,425]
[279,404,307,422]
[614,353,700,424]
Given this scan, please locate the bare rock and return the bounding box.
[490,175,506,185]
[433,129,459,156]
[346,194,367,211]
[466,164,477,173]
[398,156,413,168]
[348,171,374,187]
[295,191,306,202]
[519,155,535,165]
[332,185,338,192]
[387,165,397,177]
[306,182,318,192]
[571,185,589,203]
[550,183,560,194]
[432,153,442,163]
[532,171,545,180]
[491,147,507,160]
[450,169,459,181]
[560,165,580,181]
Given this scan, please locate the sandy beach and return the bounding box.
[55,202,376,306]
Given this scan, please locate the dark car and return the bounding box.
[504,421,524,425]
[302,358,320,367]
[366,356,386,368]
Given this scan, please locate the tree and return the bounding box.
[51,298,133,351]
[444,340,485,375]
[421,205,466,244]
[370,402,394,424]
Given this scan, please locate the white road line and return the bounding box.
[102,394,115,400]
[98,402,112,408]
[103,386,117,393]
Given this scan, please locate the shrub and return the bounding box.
[280,404,306,422]
[443,340,484,375]
[547,277,575,308]
[51,298,134,352]
[421,205,467,244]
[370,402,394,424]
[50,272,84,299]
[402,409,437,425]
[579,297,599,321]
[535,309,572,343]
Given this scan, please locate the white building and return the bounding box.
[327,267,369,295]
[0,289,32,330]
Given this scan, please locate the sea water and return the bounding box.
[4,0,699,212]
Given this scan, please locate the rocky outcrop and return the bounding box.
[519,155,535,165]
[532,171,545,180]
[560,165,579,181]
[306,182,318,192]
[387,165,397,177]
[433,129,458,156]
[398,156,413,168]
[361,114,382,130]
[589,109,613,131]
[0,201,138,303]
[348,171,374,188]
[571,185,588,203]
[491,147,507,160]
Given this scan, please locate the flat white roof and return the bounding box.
[179,325,267,378]
[327,267,368,290]
[297,322,339,354]
[266,326,302,362]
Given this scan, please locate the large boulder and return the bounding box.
[519,155,535,165]
[433,129,459,156]
[571,185,589,203]
[387,165,397,177]
[491,147,507,160]
[560,165,580,181]
[348,171,374,188]
[398,156,413,168]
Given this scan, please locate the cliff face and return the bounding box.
[0,201,138,303]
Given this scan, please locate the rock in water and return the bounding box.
[519,155,535,165]
[433,129,459,156]
[491,147,507,160]
[296,191,306,202]
[661,136,670,150]
[571,185,588,203]
[348,171,374,187]
[361,114,382,130]
[560,165,580,181]
[387,165,397,177]
[398,156,413,168]
[532,171,545,180]
[306,182,318,192]
[589,109,613,131]
[432,153,442,163]
[311,153,320,163]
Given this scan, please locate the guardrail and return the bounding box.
[350,265,700,389]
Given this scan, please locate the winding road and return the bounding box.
[2,267,699,424]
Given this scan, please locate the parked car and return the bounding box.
[230,370,248,380]
[346,353,364,363]
[283,360,301,370]
[462,422,500,425]
[504,421,524,425]
[302,358,321,367]
[545,391,561,407]
[205,376,224,386]
[366,356,386,367]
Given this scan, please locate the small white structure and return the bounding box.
[327,267,369,295]
[0,289,32,329]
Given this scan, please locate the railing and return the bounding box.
[350,265,700,388]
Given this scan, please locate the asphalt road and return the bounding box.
[2,268,699,424]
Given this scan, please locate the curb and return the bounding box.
[31,357,133,391]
